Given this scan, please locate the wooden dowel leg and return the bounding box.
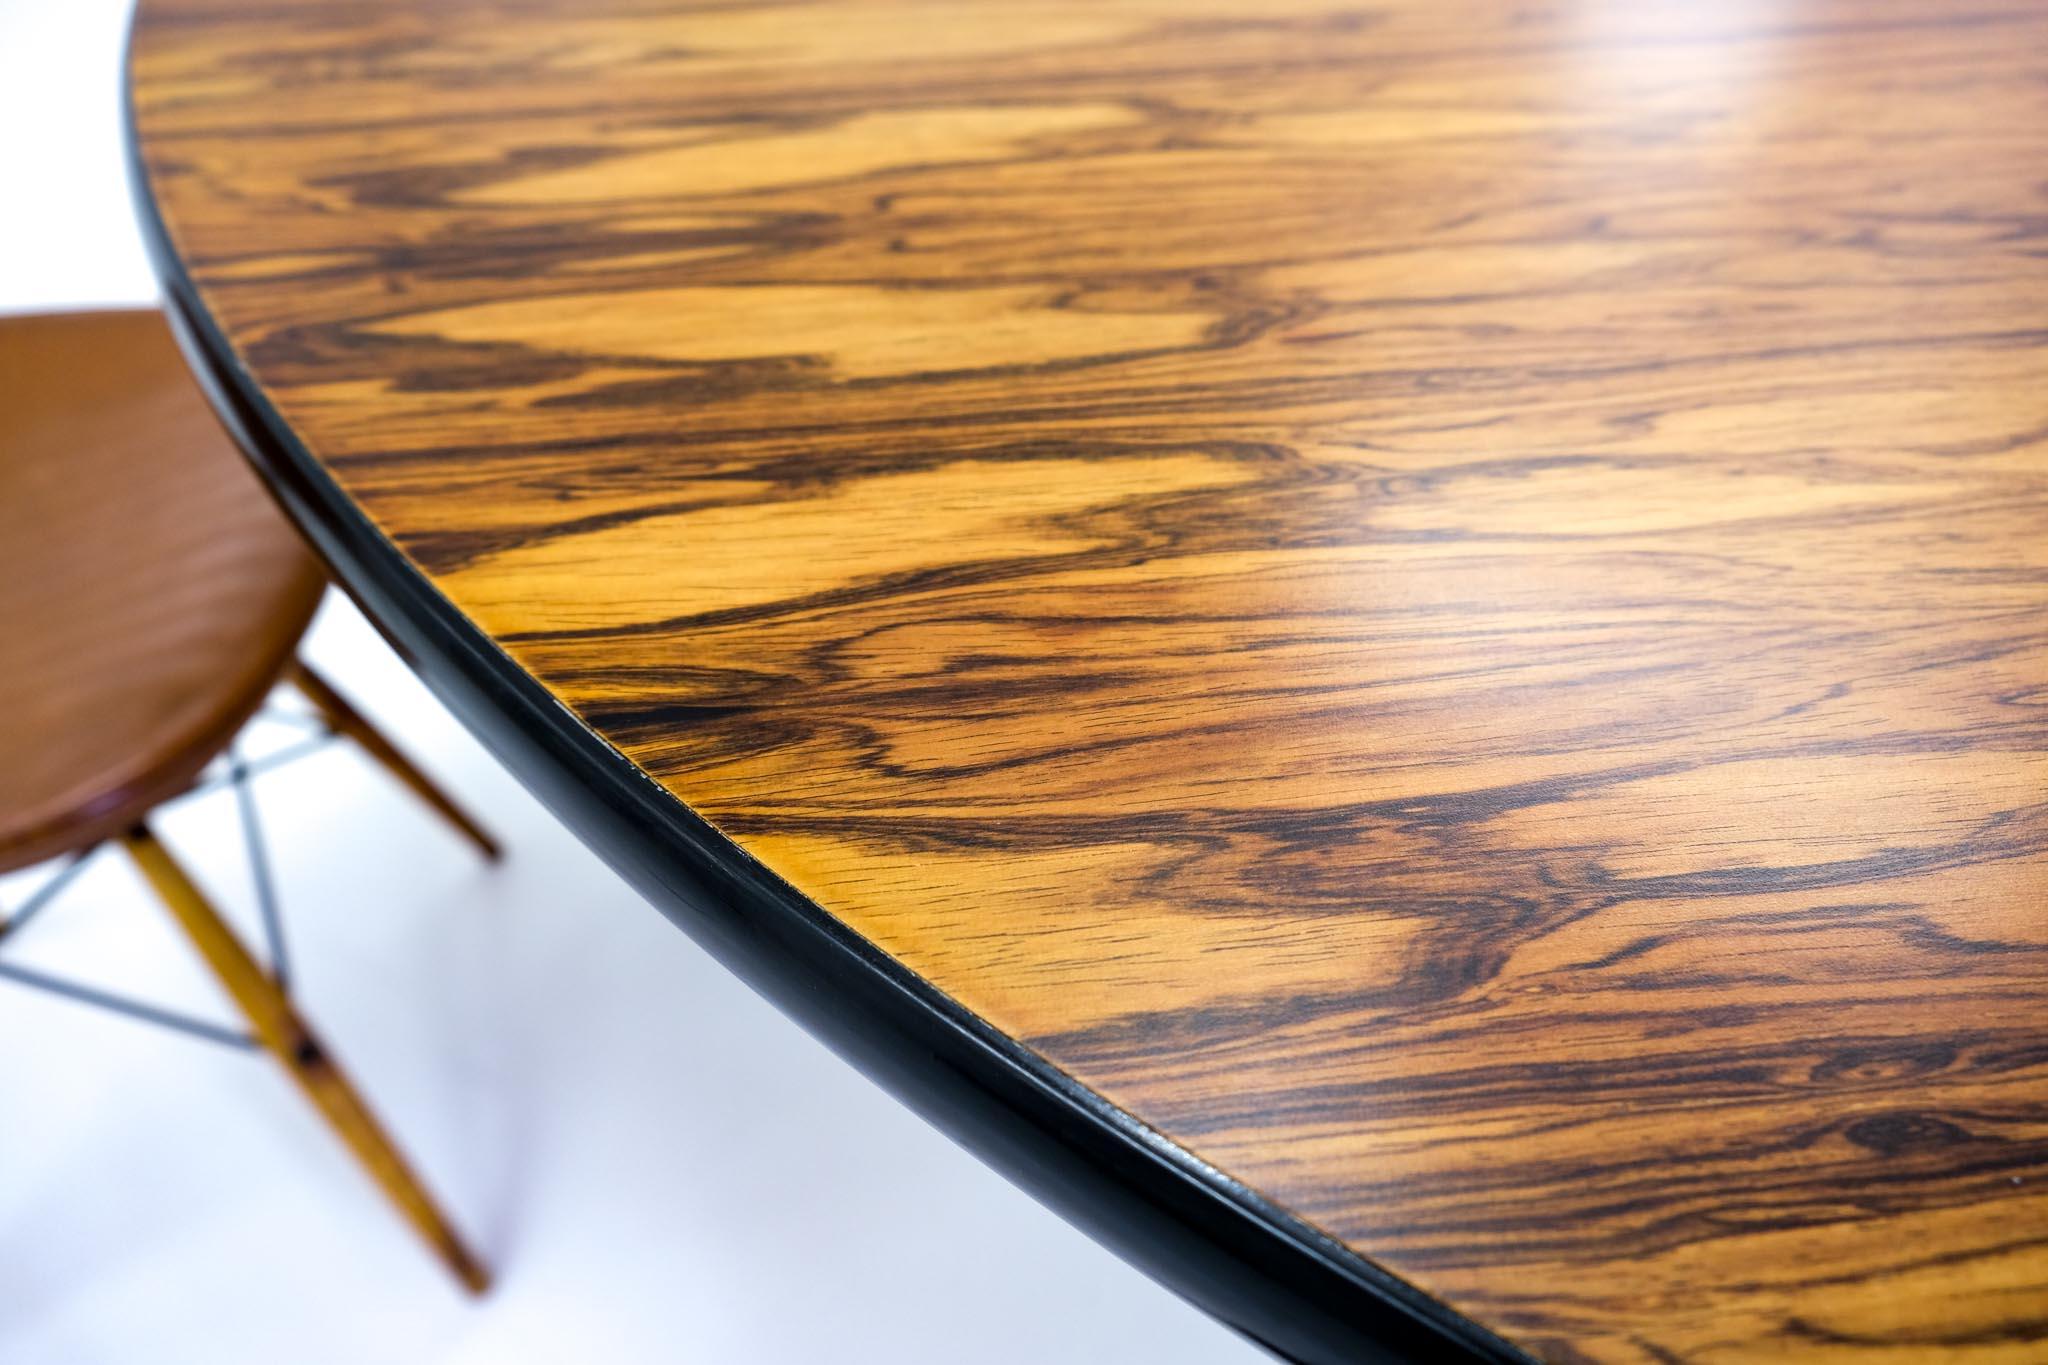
[286,659,501,862]
[121,824,490,1294]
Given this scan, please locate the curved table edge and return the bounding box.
[122,54,1532,1365]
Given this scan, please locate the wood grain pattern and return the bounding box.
[130,1,2048,1357]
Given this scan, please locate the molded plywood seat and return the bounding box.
[0,308,324,872]
[0,308,493,1290]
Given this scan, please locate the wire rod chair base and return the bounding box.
[0,667,499,1293]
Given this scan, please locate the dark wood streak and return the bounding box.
[131,0,2048,1358]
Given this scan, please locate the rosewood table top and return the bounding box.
[130,1,2048,1359]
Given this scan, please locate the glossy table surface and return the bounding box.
[130,1,2048,1359]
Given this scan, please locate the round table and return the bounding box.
[129,2,2048,1359]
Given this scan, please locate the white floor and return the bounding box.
[0,2,1260,1360]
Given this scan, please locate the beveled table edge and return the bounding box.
[119,26,1532,1362]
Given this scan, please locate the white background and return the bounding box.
[0,1,1259,1359]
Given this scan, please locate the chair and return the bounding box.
[0,308,494,1292]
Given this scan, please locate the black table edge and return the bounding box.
[122,37,1534,1365]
